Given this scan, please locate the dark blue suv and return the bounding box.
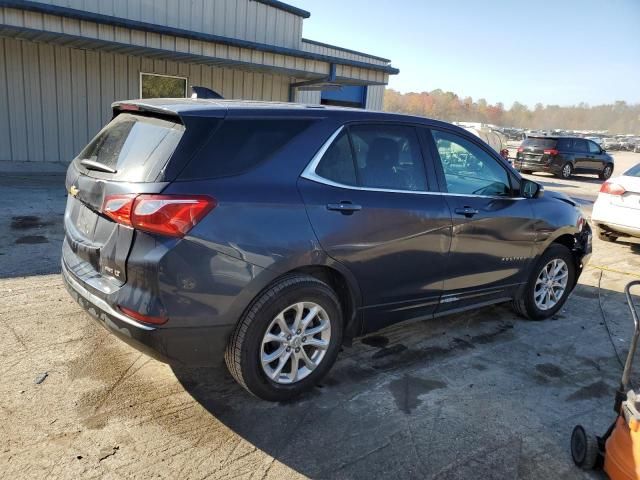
[63,99,592,401]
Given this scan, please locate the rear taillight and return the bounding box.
[599,182,626,196]
[543,149,559,156]
[102,194,216,237]
[103,194,136,226]
[118,305,167,325]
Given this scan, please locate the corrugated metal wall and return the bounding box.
[34,0,303,49]
[0,37,292,164]
[366,85,385,111]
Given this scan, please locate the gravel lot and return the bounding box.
[1,152,640,479]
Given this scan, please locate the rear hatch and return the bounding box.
[518,137,558,164]
[63,105,219,294]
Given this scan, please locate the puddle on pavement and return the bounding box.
[15,235,49,244]
[389,374,447,414]
[11,215,54,230]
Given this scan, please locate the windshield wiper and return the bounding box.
[80,159,117,174]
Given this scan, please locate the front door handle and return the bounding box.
[454,206,479,218]
[326,202,362,215]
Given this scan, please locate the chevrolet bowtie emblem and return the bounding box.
[68,185,79,197]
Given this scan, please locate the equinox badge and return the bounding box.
[68,185,79,197]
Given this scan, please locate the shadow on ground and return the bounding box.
[169,283,631,478]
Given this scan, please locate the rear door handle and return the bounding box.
[326,202,362,214]
[454,207,479,218]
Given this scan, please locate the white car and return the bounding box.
[592,163,640,241]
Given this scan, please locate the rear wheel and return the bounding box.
[559,163,573,179]
[520,169,533,174]
[599,164,613,180]
[597,227,618,242]
[513,244,576,320]
[225,274,343,401]
[571,425,600,470]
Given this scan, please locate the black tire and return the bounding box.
[571,425,600,470]
[512,244,576,320]
[596,227,617,242]
[520,169,533,174]
[559,163,573,179]
[225,274,343,401]
[599,164,613,180]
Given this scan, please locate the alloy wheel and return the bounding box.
[260,302,331,384]
[534,258,569,310]
[562,164,572,178]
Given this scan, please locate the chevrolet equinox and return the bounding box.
[63,99,592,401]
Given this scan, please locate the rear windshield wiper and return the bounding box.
[79,158,117,174]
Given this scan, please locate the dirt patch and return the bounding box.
[361,335,389,348]
[15,235,49,244]
[372,344,407,359]
[535,363,565,378]
[566,380,611,401]
[388,374,447,414]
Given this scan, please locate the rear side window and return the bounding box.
[313,124,428,192]
[557,138,573,150]
[521,138,557,149]
[77,113,184,181]
[315,131,357,186]
[180,119,313,179]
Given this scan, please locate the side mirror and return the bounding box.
[522,179,544,199]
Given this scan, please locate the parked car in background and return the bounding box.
[592,163,640,242]
[515,136,614,179]
[618,137,637,151]
[62,99,592,401]
[602,138,621,151]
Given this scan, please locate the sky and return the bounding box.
[291,0,640,108]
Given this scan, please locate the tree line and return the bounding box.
[383,89,640,134]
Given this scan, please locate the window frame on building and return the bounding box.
[139,72,189,99]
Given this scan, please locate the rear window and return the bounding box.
[77,113,184,182]
[625,164,640,177]
[179,119,313,179]
[521,137,557,149]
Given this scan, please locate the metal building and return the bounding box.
[0,0,398,170]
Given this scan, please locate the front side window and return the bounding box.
[313,125,428,192]
[431,129,511,197]
[140,73,188,98]
[588,141,601,154]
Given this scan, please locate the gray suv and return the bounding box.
[63,99,592,401]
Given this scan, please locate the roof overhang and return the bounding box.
[0,1,398,76]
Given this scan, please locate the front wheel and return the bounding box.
[512,244,576,320]
[599,164,613,180]
[225,274,343,401]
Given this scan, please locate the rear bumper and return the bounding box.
[62,260,233,366]
[514,159,558,173]
[592,199,640,238]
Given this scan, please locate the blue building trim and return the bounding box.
[254,0,310,18]
[0,0,399,75]
[302,38,391,63]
